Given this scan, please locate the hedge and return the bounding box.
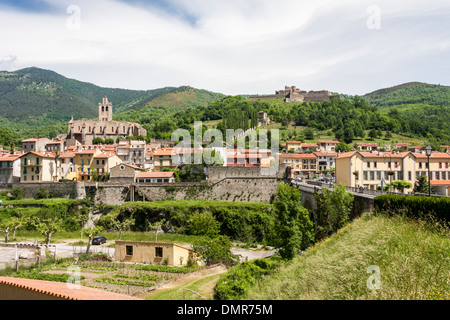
[374,195,450,223]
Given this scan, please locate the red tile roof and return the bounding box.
[137,172,175,179]
[0,277,141,300]
[430,180,450,186]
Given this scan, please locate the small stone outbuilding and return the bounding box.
[114,241,201,266]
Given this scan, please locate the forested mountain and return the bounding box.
[0,67,223,145]
[363,82,450,107]
[0,66,448,148]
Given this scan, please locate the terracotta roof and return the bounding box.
[301,143,319,148]
[137,172,175,179]
[153,149,174,156]
[286,141,303,144]
[430,180,450,186]
[0,155,20,161]
[317,140,339,144]
[18,151,57,159]
[111,163,144,171]
[94,152,117,159]
[412,152,450,159]
[313,152,337,157]
[46,141,64,145]
[0,277,141,300]
[75,149,99,155]
[336,151,358,159]
[59,152,75,158]
[279,153,317,159]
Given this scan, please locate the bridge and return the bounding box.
[291,180,378,217]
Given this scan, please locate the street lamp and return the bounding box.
[425,145,432,196]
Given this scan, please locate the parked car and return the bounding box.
[92,236,107,245]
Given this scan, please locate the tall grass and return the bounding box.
[246,213,450,300]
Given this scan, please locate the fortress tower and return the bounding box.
[99,96,113,122]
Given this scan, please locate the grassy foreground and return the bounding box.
[246,213,450,300]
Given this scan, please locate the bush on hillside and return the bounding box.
[374,195,450,224]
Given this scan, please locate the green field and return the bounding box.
[246,213,450,300]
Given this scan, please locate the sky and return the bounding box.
[0,0,450,96]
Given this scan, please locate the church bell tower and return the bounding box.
[99,96,113,122]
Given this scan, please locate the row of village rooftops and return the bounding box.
[1,140,450,193]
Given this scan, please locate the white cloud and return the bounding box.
[0,0,449,95]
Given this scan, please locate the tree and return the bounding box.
[147,219,166,242]
[384,131,392,140]
[391,180,412,193]
[103,214,135,240]
[32,209,63,245]
[0,220,13,243]
[187,211,221,238]
[83,225,104,254]
[414,175,429,194]
[334,128,344,141]
[314,184,353,240]
[192,235,239,266]
[272,183,314,260]
[304,128,314,140]
[343,127,354,144]
[34,187,51,199]
[335,142,351,153]
[368,129,378,140]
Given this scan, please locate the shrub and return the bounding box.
[214,255,282,300]
[192,235,239,267]
[374,195,450,224]
[34,187,51,200]
[186,211,221,238]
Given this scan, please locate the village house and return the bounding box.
[18,151,61,183]
[58,151,75,180]
[300,143,319,153]
[45,140,65,153]
[0,155,21,183]
[116,140,146,168]
[313,152,337,172]
[356,142,378,152]
[279,153,318,179]
[136,171,176,183]
[152,148,177,172]
[335,151,450,195]
[114,241,201,266]
[73,148,102,182]
[317,140,339,153]
[285,141,303,153]
[92,151,122,181]
[21,138,51,153]
[109,163,145,183]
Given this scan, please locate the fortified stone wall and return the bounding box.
[0,165,288,205]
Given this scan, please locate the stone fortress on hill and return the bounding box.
[64,96,147,146]
[249,86,338,103]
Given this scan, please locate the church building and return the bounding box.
[66,97,147,146]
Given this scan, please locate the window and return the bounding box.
[408,171,412,181]
[367,162,371,168]
[96,160,99,165]
[419,162,423,169]
[155,247,163,258]
[370,171,375,181]
[374,161,377,168]
[439,162,442,169]
[446,162,449,169]
[126,245,133,256]
[102,160,105,165]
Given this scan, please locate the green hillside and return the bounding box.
[0,67,224,145]
[246,214,450,300]
[363,82,450,107]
